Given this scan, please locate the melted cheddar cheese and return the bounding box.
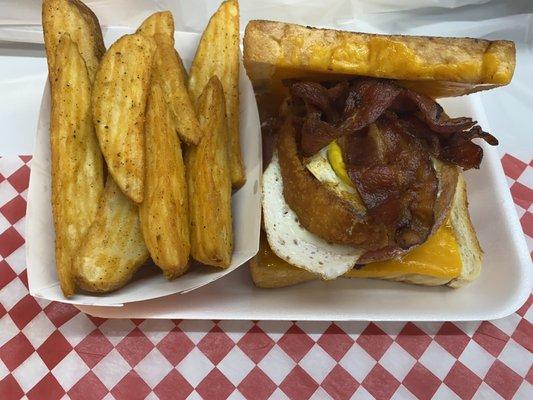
[346,222,461,279]
[275,33,513,85]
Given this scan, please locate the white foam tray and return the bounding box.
[78,93,532,321]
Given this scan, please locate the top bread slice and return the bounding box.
[251,174,483,288]
[243,20,515,98]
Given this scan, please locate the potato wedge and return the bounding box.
[42,0,105,82]
[140,84,190,278]
[74,177,149,293]
[92,33,156,203]
[152,38,202,145]
[49,34,104,296]
[136,11,175,46]
[185,77,233,267]
[136,12,201,145]
[189,0,244,188]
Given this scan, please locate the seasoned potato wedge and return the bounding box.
[74,178,149,293]
[42,0,105,82]
[140,84,190,279]
[136,12,200,145]
[186,77,233,268]
[49,35,105,296]
[92,33,156,203]
[136,11,175,46]
[152,38,202,145]
[189,0,244,187]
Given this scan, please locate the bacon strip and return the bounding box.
[289,78,498,170]
[290,82,338,121]
[344,114,438,248]
[339,79,402,133]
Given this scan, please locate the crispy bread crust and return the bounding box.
[447,175,483,287]
[243,20,515,98]
[250,253,316,288]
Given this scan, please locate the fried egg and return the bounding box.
[262,152,363,280]
[304,141,366,216]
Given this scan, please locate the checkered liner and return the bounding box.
[1,155,532,400]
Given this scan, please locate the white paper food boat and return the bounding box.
[26,29,262,306]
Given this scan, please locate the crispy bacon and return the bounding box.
[402,90,476,134]
[300,112,344,156]
[339,79,402,133]
[290,82,338,121]
[289,78,498,170]
[344,114,438,248]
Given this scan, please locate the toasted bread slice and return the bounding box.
[250,244,316,288]
[251,174,482,288]
[447,175,483,287]
[243,20,515,98]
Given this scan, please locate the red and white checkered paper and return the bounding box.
[0,154,532,400]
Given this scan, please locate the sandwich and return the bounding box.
[243,21,516,288]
